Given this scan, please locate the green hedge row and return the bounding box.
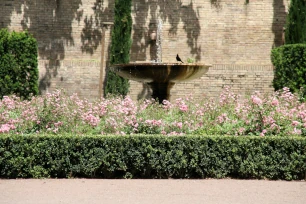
[0,29,38,99]
[271,44,306,95]
[0,135,305,180]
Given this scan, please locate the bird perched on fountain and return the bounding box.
[176,54,184,63]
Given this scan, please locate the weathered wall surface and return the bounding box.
[0,0,288,101]
[0,0,114,99]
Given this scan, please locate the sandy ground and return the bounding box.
[0,179,305,204]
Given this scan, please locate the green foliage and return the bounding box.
[105,0,132,97]
[0,29,38,99]
[187,58,195,63]
[285,0,306,44]
[0,134,305,180]
[271,44,306,95]
[105,70,129,96]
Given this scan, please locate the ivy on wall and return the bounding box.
[105,0,132,97]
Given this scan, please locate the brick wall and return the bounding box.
[0,0,289,101]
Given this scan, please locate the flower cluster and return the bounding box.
[0,87,305,136]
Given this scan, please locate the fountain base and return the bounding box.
[147,81,175,103]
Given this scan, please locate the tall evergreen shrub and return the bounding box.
[285,0,306,44]
[0,29,38,99]
[272,0,306,96]
[271,44,306,95]
[104,0,132,97]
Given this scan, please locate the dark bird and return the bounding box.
[176,54,184,63]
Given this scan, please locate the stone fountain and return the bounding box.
[110,19,211,103]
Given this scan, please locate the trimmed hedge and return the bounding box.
[0,29,38,99]
[271,44,306,94]
[0,135,305,180]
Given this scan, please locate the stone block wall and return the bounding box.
[0,0,114,99]
[0,0,289,101]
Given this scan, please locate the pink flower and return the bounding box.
[168,131,182,136]
[293,128,302,135]
[54,121,63,127]
[196,109,204,116]
[260,129,267,137]
[0,124,15,133]
[251,95,262,105]
[2,96,16,110]
[292,121,300,126]
[83,113,100,127]
[162,100,172,110]
[238,127,245,135]
[271,99,279,106]
[145,119,162,127]
[177,122,183,129]
[179,104,188,112]
[217,113,228,124]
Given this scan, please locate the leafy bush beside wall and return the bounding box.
[271,44,306,95]
[0,29,38,99]
[105,0,132,97]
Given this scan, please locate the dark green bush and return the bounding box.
[285,0,306,44]
[0,134,305,180]
[105,0,131,97]
[0,29,38,99]
[105,69,130,97]
[271,44,306,94]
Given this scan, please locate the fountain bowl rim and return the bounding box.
[110,62,212,67]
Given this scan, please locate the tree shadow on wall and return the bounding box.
[0,0,83,94]
[137,84,152,100]
[79,0,201,61]
[81,0,113,55]
[22,0,83,93]
[131,0,202,62]
[210,0,222,11]
[272,0,287,47]
[0,1,23,28]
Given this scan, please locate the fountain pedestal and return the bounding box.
[147,81,175,103]
[110,63,211,102]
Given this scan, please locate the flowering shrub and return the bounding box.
[0,87,305,136]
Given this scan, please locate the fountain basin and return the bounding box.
[110,63,210,83]
[110,62,211,103]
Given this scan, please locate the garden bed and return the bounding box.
[1,87,306,179]
[1,87,306,136]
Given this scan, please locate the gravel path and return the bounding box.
[1,179,305,204]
